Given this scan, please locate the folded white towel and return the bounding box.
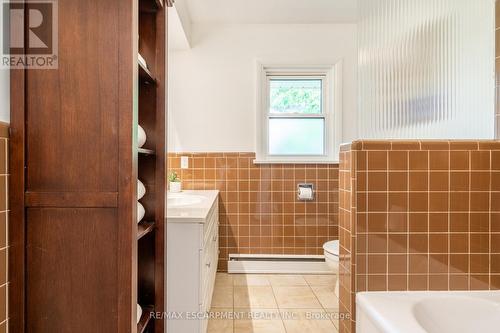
[137,304,143,324]
[137,202,145,223]
[138,125,147,148]
[138,53,148,69]
[138,180,146,200]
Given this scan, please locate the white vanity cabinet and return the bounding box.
[167,191,219,333]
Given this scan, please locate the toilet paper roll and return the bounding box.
[138,180,146,200]
[137,304,143,324]
[298,187,313,200]
[137,202,145,223]
[138,125,147,148]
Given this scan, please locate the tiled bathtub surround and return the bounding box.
[0,123,8,332]
[168,153,339,271]
[338,148,355,333]
[339,140,500,333]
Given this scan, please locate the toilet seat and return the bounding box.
[323,240,339,256]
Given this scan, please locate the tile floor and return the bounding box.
[208,273,339,333]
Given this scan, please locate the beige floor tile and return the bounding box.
[233,308,281,319]
[280,309,338,333]
[234,319,286,333]
[208,308,234,333]
[273,286,322,309]
[233,309,285,333]
[304,274,337,286]
[234,286,278,308]
[208,318,233,333]
[233,274,271,286]
[326,309,340,329]
[212,285,234,308]
[216,273,234,287]
[268,275,308,286]
[210,308,237,317]
[311,285,339,309]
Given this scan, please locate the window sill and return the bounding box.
[253,159,339,165]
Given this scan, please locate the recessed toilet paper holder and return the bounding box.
[297,183,315,201]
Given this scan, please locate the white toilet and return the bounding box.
[323,240,340,296]
[323,240,339,270]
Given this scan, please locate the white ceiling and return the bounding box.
[183,0,359,24]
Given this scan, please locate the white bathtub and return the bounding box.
[356,291,500,333]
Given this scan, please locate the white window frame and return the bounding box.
[255,62,343,164]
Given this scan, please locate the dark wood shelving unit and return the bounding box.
[137,0,167,332]
[137,306,154,333]
[9,0,169,332]
[138,222,155,240]
[138,148,156,155]
[154,0,164,10]
[139,0,165,13]
[139,62,156,84]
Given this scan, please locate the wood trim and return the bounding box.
[25,192,118,208]
[8,2,26,331]
[117,0,138,331]
[154,6,166,333]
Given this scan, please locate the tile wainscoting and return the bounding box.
[0,123,8,332]
[168,153,339,271]
[339,140,500,333]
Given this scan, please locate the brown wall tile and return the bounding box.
[0,125,8,329]
[168,152,339,270]
[367,151,388,170]
[339,140,500,333]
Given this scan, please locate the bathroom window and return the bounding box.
[256,64,342,163]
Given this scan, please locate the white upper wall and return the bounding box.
[168,2,192,50]
[168,23,358,152]
[0,69,9,123]
[0,3,10,123]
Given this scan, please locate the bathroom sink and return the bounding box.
[167,193,205,207]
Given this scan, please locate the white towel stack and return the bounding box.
[138,180,146,200]
[137,202,145,224]
[138,54,148,69]
[138,125,147,148]
[137,124,147,224]
[137,304,143,324]
[138,179,146,224]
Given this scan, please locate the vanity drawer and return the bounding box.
[200,224,219,311]
[202,199,218,245]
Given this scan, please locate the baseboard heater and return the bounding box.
[227,254,332,274]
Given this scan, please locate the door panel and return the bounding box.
[25,0,120,193]
[26,208,118,333]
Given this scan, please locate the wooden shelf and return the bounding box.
[138,148,155,155]
[137,305,154,333]
[155,0,164,9]
[138,221,155,240]
[139,0,164,13]
[137,1,166,332]
[139,62,156,84]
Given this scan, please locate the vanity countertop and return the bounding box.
[166,190,219,223]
